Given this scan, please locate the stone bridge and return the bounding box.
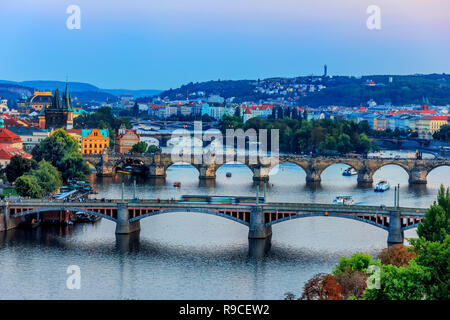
[84,152,450,185]
[2,199,427,246]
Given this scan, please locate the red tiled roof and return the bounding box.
[0,128,22,143]
[0,144,31,160]
[423,116,450,120]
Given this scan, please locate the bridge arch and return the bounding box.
[128,208,249,226]
[266,212,389,231]
[426,163,450,179]
[165,162,201,176]
[10,207,117,223]
[370,162,412,182]
[215,161,254,179]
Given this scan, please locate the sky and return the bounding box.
[1,0,449,90]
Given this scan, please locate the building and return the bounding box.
[29,90,53,111]
[0,119,23,149]
[65,129,83,152]
[417,116,449,139]
[38,84,74,130]
[0,144,32,167]
[114,126,140,153]
[7,126,50,152]
[81,129,109,154]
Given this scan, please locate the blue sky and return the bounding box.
[1,0,449,90]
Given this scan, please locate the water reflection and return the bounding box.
[1,162,448,299]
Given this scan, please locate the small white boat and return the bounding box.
[342,168,357,176]
[333,196,354,205]
[374,181,390,192]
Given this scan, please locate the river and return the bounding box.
[0,157,449,299]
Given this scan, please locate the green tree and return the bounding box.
[417,185,450,242]
[131,141,149,153]
[336,133,352,154]
[363,261,429,300]
[409,235,450,300]
[355,133,372,153]
[5,156,37,183]
[147,145,158,153]
[59,153,91,181]
[32,129,90,181]
[15,175,43,198]
[29,160,62,195]
[333,252,380,276]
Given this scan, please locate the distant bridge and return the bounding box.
[2,199,427,246]
[84,152,450,185]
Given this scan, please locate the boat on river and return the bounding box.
[342,168,357,176]
[374,181,390,192]
[333,196,354,205]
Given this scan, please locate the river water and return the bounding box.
[1,156,449,299]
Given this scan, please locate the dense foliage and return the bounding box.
[288,184,450,300]
[220,115,379,154]
[433,124,450,141]
[130,141,158,154]
[5,155,37,183]
[31,129,90,181]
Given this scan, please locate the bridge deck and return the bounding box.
[6,200,426,217]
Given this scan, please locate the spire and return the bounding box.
[53,88,62,109]
[63,82,71,110]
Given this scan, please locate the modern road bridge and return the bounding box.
[2,199,427,246]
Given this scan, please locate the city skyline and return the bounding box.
[1,0,449,90]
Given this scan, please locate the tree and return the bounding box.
[5,156,37,183]
[147,145,158,153]
[335,271,368,299]
[32,129,90,181]
[131,141,149,154]
[291,107,299,120]
[409,235,450,300]
[59,153,91,181]
[133,102,139,117]
[15,175,43,198]
[333,252,380,276]
[29,160,62,195]
[336,133,352,154]
[363,261,429,300]
[300,273,344,300]
[378,244,416,267]
[355,133,372,153]
[417,185,450,242]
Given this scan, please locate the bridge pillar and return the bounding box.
[148,164,166,178]
[0,203,20,232]
[198,165,216,180]
[115,203,140,234]
[305,170,321,183]
[357,168,373,186]
[252,166,270,182]
[387,210,404,246]
[248,206,272,239]
[409,165,427,185]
